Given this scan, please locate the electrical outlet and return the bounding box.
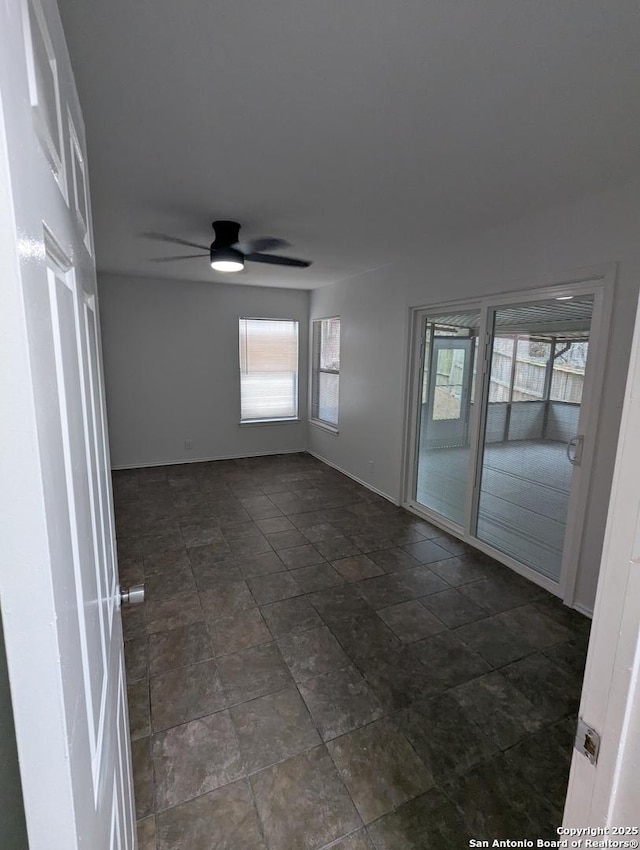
[368,460,375,473]
[184,439,193,451]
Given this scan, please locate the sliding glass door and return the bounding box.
[474,296,593,581]
[408,285,603,594]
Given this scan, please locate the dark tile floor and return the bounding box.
[115,453,590,850]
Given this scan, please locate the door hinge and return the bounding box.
[574,717,601,765]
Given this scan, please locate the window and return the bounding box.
[488,333,588,405]
[550,340,588,403]
[239,318,299,422]
[311,317,340,427]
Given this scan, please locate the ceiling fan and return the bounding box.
[145,220,312,273]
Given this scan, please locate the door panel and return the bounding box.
[83,295,118,627]
[23,0,67,193]
[0,0,134,846]
[475,297,593,582]
[47,256,108,780]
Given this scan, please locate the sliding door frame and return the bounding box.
[402,264,616,607]
[403,295,485,539]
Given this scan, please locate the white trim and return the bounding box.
[559,273,615,605]
[468,305,491,539]
[398,304,418,516]
[573,601,594,619]
[239,417,301,426]
[238,316,300,424]
[404,498,465,537]
[309,315,341,430]
[309,418,339,435]
[401,300,487,525]
[110,448,306,470]
[239,315,301,322]
[306,450,399,506]
[399,306,421,513]
[404,498,561,597]
[464,538,560,597]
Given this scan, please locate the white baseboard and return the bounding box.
[113,448,401,516]
[306,449,400,506]
[112,448,594,617]
[573,600,594,619]
[111,448,305,471]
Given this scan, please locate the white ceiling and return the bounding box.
[58,0,640,290]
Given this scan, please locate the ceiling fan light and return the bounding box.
[211,259,244,272]
[210,245,244,272]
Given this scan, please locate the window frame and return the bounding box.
[310,316,340,433]
[238,316,300,425]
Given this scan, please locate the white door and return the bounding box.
[0,1,135,848]
[563,294,640,826]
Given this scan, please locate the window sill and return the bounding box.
[239,417,301,427]
[309,418,339,435]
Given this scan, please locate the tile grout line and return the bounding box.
[120,453,587,847]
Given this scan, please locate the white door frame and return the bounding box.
[564,289,640,825]
[402,264,615,608]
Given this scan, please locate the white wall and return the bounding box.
[309,180,640,613]
[99,274,309,467]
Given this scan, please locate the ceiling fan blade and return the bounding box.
[234,237,290,255]
[245,253,311,268]
[141,231,210,251]
[150,253,210,262]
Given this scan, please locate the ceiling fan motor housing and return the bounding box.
[212,220,240,247]
[210,220,244,267]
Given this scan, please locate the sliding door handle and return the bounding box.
[566,434,584,466]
